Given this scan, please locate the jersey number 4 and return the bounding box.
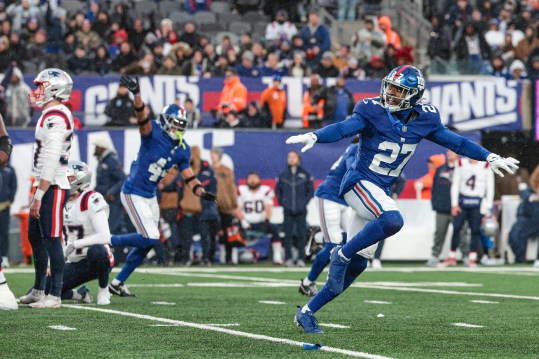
[369,141,417,177]
[148,158,168,182]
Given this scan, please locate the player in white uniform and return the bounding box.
[440,158,495,267]
[20,68,74,309]
[23,161,114,305]
[236,172,283,264]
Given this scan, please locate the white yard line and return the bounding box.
[63,305,394,359]
[469,300,499,304]
[187,282,297,288]
[320,323,351,329]
[452,323,484,328]
[151,301,176,305]
[48,325,76,331]
[258,300,286,305]
[364,300,392,304]
[353,284,539,301]
[128,284,184,287]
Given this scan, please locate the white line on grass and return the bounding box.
[48,325,76,331]
[452,323,484,328]
[320,323,351,329]
[128,284,184,288]
[151,301,176,305]
[188,282,297,288]
[63,305,394,359]
[470,300,499,304]
[364,300,392,304]
[259,300,286,305]
[354,284,539,301]
[150,323,241,327]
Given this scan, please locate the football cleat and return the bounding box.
[327,245,350,294]
[19,288,45,304]
[294,306,324,334]
[77,285,93,304]
[466,258,477,268]
[29,294,61,309]
[298,280,318,297]
[425,257,440,267]
[109,282,136,297]
[97,287,111,305]
[296,259,306,268]
[0,283,18,310]
[438,257,457,268]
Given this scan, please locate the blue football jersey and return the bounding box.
[315,143,358,206]
[122,120,191,198]
[314,97,490,198]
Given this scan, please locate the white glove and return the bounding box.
[285,133,318,153]
[487,153,520,177]
[64,240,76,260]
[241,219,251,230]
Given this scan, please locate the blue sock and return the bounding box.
[308,255,368,313]
[342,211,403,259]
[30,236,49,291]
[111,233,157,249]
[45,237,65,297]
[307,243,336,282]
[115,246,153,283]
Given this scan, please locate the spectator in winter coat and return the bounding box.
[313,51,340,78]
[216,67,248,118]
[378,16,401,49]
[4,67,31,127]
[351,17,386,65]
[260,74,287,128]
[299,9,331,68]
[276,151,314,267]
[311,75,354,126]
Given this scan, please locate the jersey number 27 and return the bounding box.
[369,141,417,177]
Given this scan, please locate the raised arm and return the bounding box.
[120,75,152,137]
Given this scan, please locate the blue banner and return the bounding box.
[23,75,523,131]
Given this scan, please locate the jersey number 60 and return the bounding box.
[369,141,417,177]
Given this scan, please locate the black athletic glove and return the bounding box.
[120,75,140,95]
[201,191,217,202]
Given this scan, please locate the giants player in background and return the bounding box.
[236,171,283,265]
[0,112,16,310]
[20,69,74,309]
[439,157,495,267]
[109,76,216,297]
[287,65,519,333]
[299,136,377,297]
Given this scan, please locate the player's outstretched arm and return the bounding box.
[0,113,12,168]
[428,126,519,177]
[180,167,217,201]
[120,75,152,136]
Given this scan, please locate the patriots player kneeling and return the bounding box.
[287,65,520,333]
[21,161,114,305]
[109,75,216,297]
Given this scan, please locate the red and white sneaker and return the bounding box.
[467,258,478,267]
[438,257,457,268]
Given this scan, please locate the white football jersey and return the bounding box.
[238,184,274,224]
[63,190,111,263]
[32,105,74,189]
[451,158,494,209]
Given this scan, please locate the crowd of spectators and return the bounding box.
[427,0,539,77]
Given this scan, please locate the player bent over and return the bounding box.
[287,65,519,333]
[109,76,216,297]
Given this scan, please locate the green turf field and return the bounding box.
[2,265,539,359]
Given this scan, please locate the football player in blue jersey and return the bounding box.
[108,75,217,297]
[299,136,378,297]
[287,65,520,333]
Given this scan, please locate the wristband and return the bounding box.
[138,117,150,126]
[193,183,203,195]
[185,175,197,184]
[0,136,12,158]
[134,104,145,112]
[34,188,45,201]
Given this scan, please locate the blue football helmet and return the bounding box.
[159,104,188,141]
[380,65,425,112]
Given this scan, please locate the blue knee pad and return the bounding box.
[379,211,404,237]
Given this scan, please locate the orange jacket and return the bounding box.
[302,91,324,128]
[378,16,401,49]
[260,86,287,125]
[217,76,248,113]
[417,153,446,199]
